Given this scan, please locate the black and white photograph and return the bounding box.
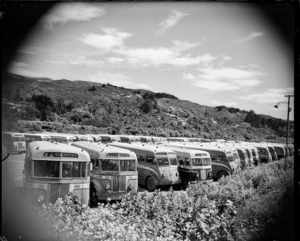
[1,1,296,241]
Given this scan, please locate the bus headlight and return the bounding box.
[105,184,110,190]
[162,173,165,178]
[128,184,133,190]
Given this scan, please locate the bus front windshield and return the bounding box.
[62,162,86,178]
[101,159,119,171]
[13,136,25,142]
[34,161,60,177]
[120,160,136,171]
[156,157,169,166]
[169,157,178,165]
[193,157,211,166]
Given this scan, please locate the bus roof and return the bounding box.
[28,141,90,161]
[72,141,137,159]
[167,147,210,156]
[2,132,25,137]
[109,143,176,156]
[162,142,227,154]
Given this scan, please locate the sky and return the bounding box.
[8,2,294,121]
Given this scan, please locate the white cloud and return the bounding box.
[44,3,106,29]
[182,72,195,80]
[238,88,294,104]
[81,27,132,53]
[115,42,214,67]
[172,40,200,52]
[183,67,263,92]
[236,31,265,44]
[8,61,43,77]
[88,72,151,89]
[45,55,105,66]
[211,100,238,107]
[156,9,189,35]
[106,57,125,64]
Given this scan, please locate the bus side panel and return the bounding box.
[211,162,231,179]
[137,164,161,186]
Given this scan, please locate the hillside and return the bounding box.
[2,72,293,142]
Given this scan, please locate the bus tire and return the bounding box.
[146,176,157,192]
[217,171,228,180]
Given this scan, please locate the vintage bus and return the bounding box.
[23,141,91,205]
[2,132,26,154]
[162,143,238,180]
[78,135,95,143]
[99,134,120,143]
[233,146,250,170]
[254,145,272,163]
[109,143,180,191]
[91,135,102,143]
[266,145,278,161]
[166,137,190,143]
[50,134,77,145]
[273,145,285,159]
[72,142,138,202]
[168,147,212,186]
[118,135,141,144]
[24,133,51,148]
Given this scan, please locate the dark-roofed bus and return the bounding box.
[72,142,138,203]
[109,142,180,191]
[23,141,91,206]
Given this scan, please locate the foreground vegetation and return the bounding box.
[31,160,294,241]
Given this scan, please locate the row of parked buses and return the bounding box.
[21,140,215,206]
[3,132,293,206]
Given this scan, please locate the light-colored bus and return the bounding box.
[72,142,138,202]
[109,143,180,191]
[162,143,238,180]
[24,133,51,148]
[168,147,212,186]
[166,137,190,143]
[234,146,251,170]
[78,135,95,143]
[23,141,91,205]
[50,134,76,145]
[91,135,102,143]
[2,132,26,154]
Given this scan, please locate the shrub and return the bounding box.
[30,160,293,241]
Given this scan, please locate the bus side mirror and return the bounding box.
[90,163,93,171]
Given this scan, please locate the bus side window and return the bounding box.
[146,157,154,163]
[211,157,216,161]
[179,159,184,165]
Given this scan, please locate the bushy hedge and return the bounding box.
[32,161,293,241]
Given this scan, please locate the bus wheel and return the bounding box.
[217,171,228,180]
[146,176,157,192]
